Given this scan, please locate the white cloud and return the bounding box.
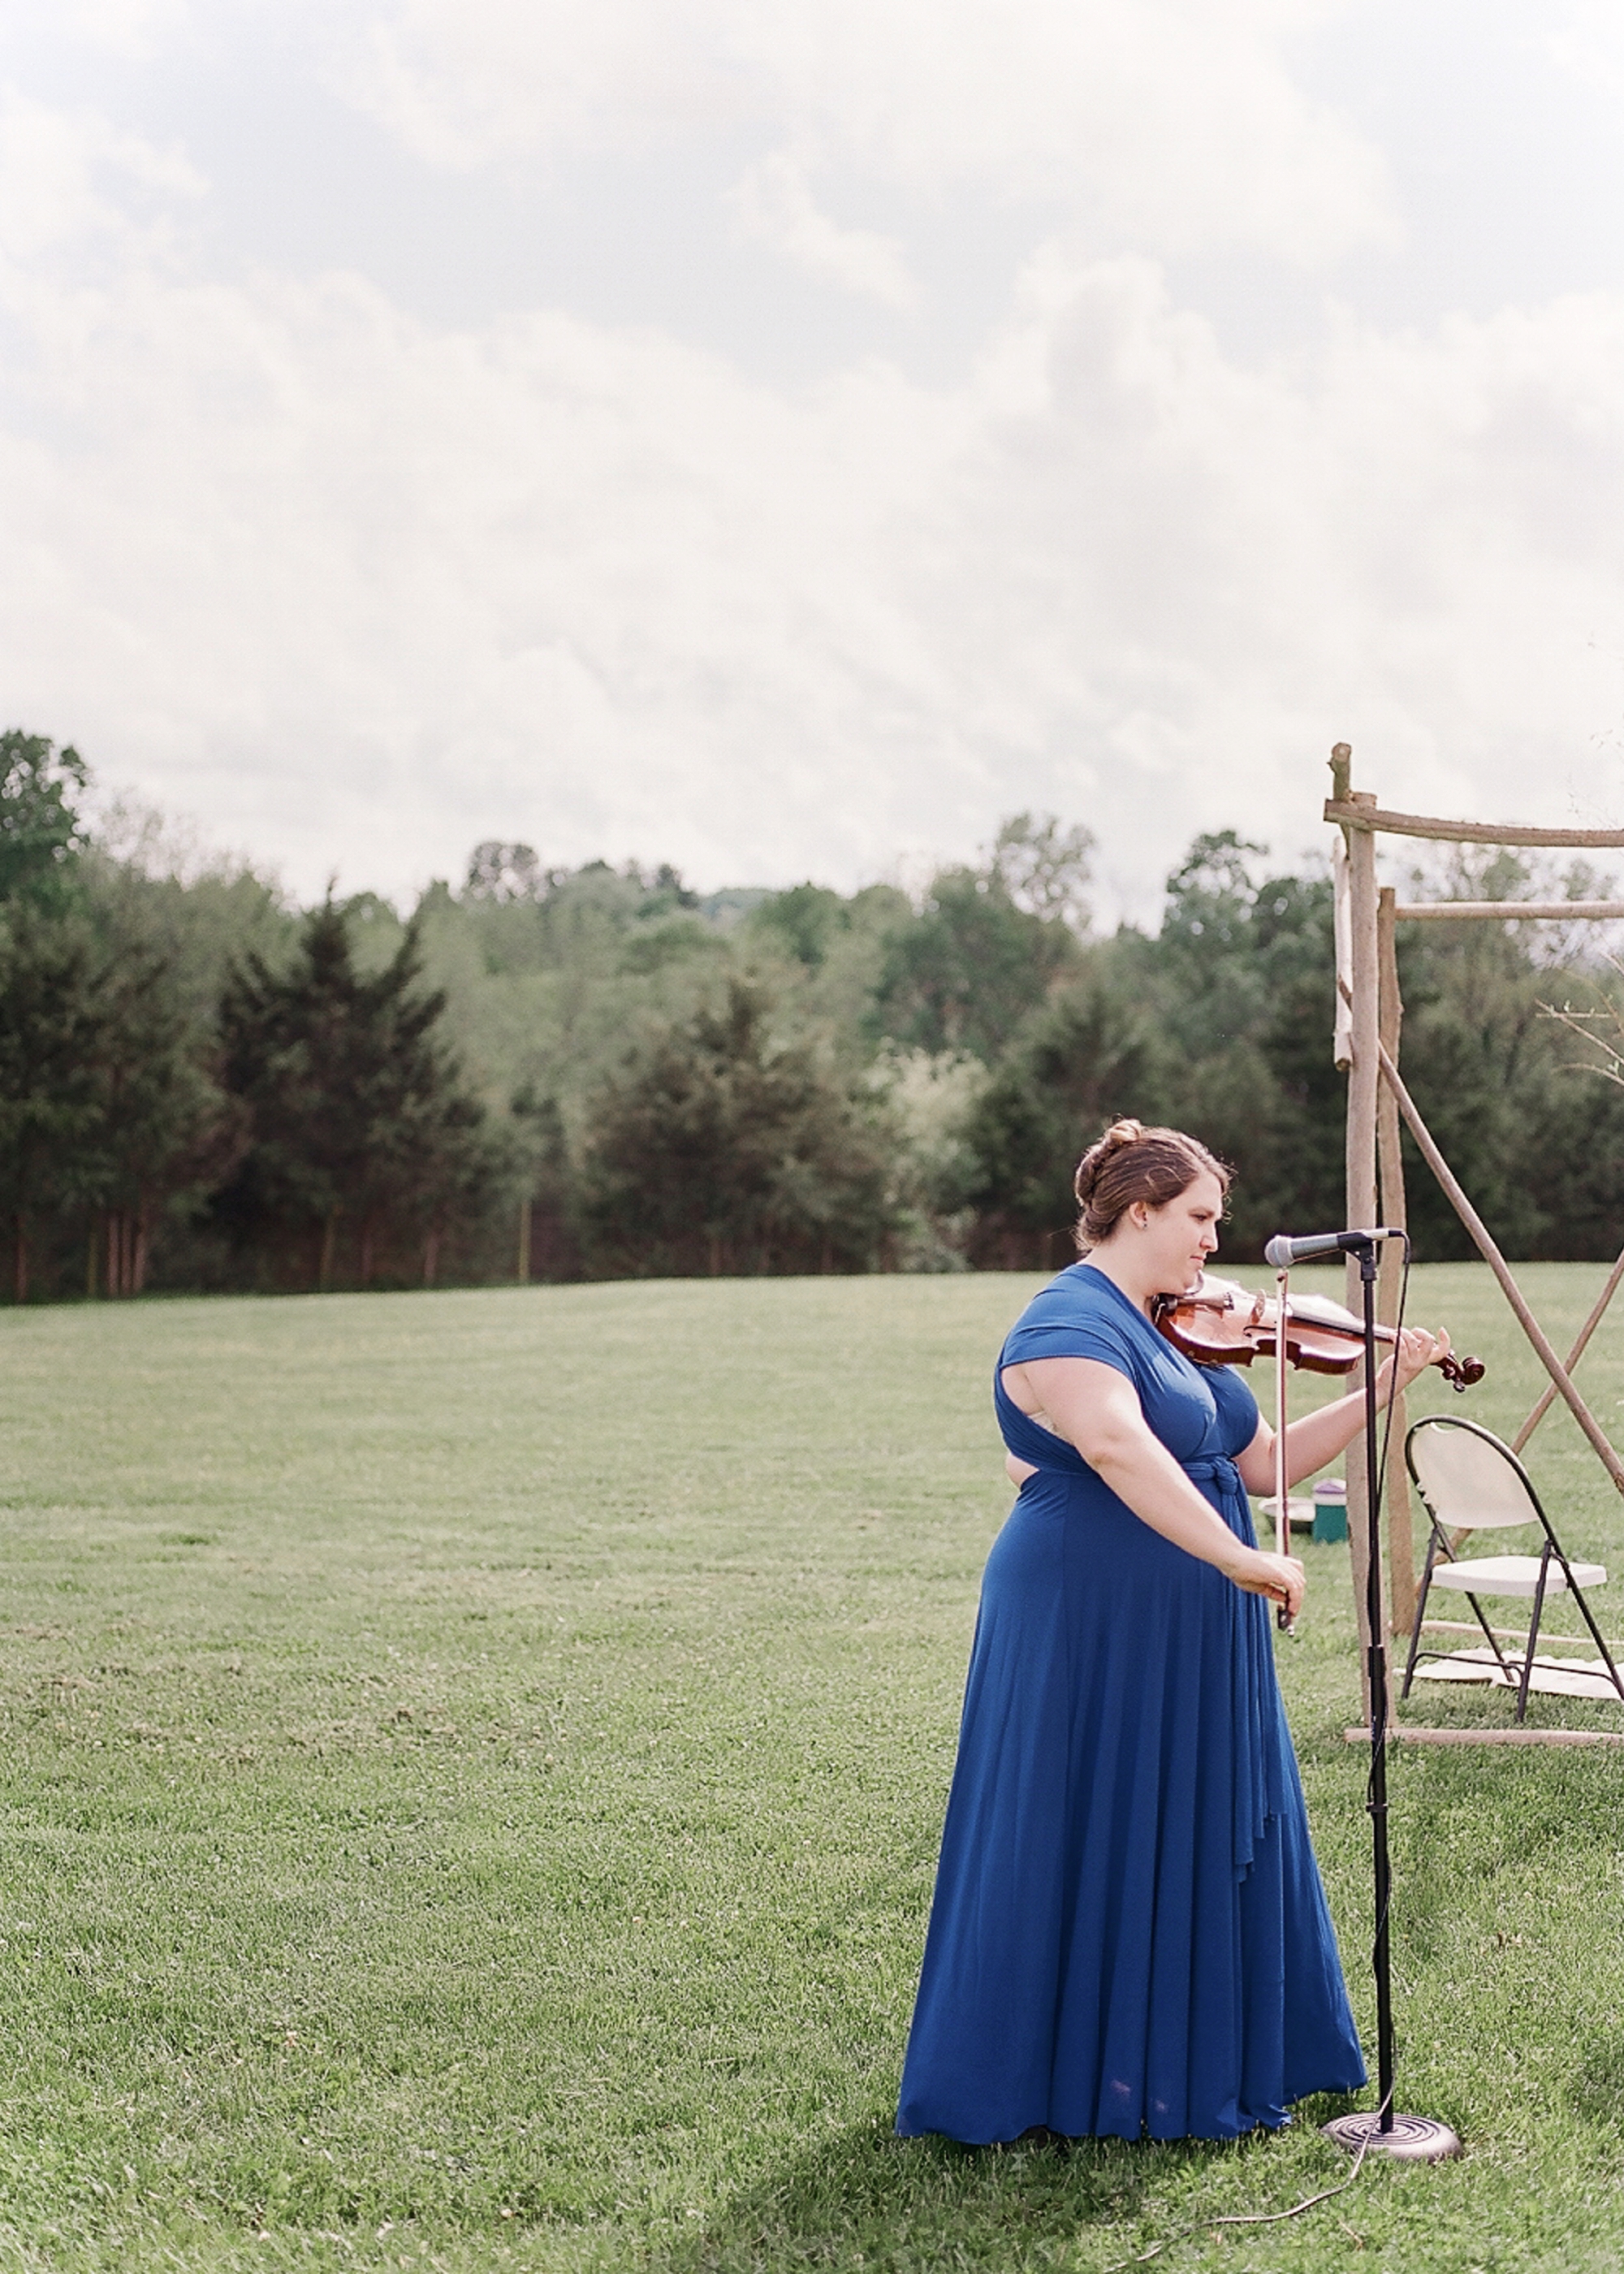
[728,151,914,307]
[0,88,202,262]
[337,0,1394,266]
[1,12,1622,921]
[1544,1,1624,92]
[323,0,737,166]
[3,97,1623,923]
[26,0,192,62]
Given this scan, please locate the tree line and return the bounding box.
[3,724,1622,1302]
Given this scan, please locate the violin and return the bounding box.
[1151,1273,1484,1393]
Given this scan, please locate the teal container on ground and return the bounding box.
[1311,1479,1348,1544]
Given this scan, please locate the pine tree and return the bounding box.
[0,910,107,1299]
[0,733,104,1297]
[85,937,245,1296]
[217,901,495,1288]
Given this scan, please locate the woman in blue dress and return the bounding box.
[897,1119,1444,2146]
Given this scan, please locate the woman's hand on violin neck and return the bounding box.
[1232,1550,1306,1619]
[1237,1321,1454,1495]
[1379,1324,1450,1394]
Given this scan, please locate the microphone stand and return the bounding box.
[1322,1234,1460,2161]
[1273,1263,1293,1635]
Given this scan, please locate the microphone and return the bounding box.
[1263,1228,1402,1269]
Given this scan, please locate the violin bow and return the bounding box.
[1274,1264,1294,1634]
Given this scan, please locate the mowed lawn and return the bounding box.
[2,1266,1624,2272]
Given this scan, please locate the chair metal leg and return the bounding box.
[1518,1549,1554,1724]
[1556,1559,1624,1704]
[1402,1537,1444,1699]
[1462,1590,1514,1680]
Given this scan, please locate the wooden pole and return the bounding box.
[1378,1042,1624,1497]
[1339,755,1387,1710]
[516,1196,533,1285]
[1376,888,1415,1641]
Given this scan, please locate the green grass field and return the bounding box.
[3,1265,1624,2272]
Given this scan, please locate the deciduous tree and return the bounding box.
[0,728,89,906]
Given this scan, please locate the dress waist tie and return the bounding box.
[1181,1450,1286,1877]
[1179,1451,1245,1522]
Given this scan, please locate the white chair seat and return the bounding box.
[1432,1554,1607,1600]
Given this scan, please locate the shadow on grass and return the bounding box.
[654,2108,1363,2274]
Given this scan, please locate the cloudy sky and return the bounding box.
[6,1,1624,918]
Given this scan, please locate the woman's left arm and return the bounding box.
[1233,1328,1447,1497]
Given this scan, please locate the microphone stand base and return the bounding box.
[1321,2111,1462,2162]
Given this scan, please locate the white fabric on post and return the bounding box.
[1332,832,1354,1071]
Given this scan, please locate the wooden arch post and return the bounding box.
[1326,750,1624,1729]
[1330,748,1385,1703]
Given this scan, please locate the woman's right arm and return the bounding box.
[1005,1355,1305,1617]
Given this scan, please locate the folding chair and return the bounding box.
[1402,1415,1624,1723]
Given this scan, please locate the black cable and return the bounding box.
[1364,1232,1411,2105]
[1371,1233,1413,1532]
[1099,2137,1372,2270]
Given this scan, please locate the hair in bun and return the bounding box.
[1073,1121,1229,1252]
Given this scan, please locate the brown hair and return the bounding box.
[1072,1118,1230,1252]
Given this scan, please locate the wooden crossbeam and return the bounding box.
[1377,1043,1624,1498]
[1423,1619,1624,1650]
[1394,901,1624,922]
[1345,1726,1624,1748]
[1325,800,1624,849]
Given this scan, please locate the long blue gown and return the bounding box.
[896,1262,1365,2145]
